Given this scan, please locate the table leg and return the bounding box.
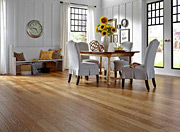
[129,56,132,66]
[81,55,83,62]
[99,56,102,75]
[107,57,111,85]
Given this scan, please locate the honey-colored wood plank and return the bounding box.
[0,71,180,132]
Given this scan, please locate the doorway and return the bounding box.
[147,0,180,76]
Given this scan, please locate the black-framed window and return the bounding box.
[172,0,180,23]
[147,0,164,68]
[172,0,180,69]
[70,7,87,32]
[147,1,164,26]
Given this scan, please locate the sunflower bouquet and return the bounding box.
[95,16,117,36]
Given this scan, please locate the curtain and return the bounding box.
[0,0,7,74]
[87,6,95,44]
[60,3,70,69]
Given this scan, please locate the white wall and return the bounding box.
[7,0,61,48]
[102,0,144,63]
[6,0,102,72]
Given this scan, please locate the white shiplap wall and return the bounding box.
[102,0,142,63]
[7,0,60,48]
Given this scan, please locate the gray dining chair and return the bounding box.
[76,42,99,65]
[104,41,133,77]
[66,40,99,85]
[121,39,160,91]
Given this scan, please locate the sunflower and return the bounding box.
[106,25,111,29]
[99,24,105,30]
[95,26,98,33]
[101,30,108,36]
[111,27,117,33]
[100,16,108,24]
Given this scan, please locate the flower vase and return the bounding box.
[101,36,110,52]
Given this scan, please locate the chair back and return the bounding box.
[76,42,89,60]
[66,40,81,69]
[119,41,133,61]
[144,39,160,71]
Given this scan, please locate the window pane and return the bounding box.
[152,11,155,17]
[82,15,86,20]
[82,21,86,25]
[148,25,164,67]
[160,9,163,16]
[173,7,177,14]
[71,14,74,19]
[148,19,151,25]
[78,26,81,31]
[178,6,180,13]
[173,23,180,68]
[148,4,151,11]
[156,3,159,9]
[173,0,177,6]
[152,3,155,10]
[148,12,151,18]
[160,2,163,8]
[156,18,159,24]
[173,15,177,22]
[178,14,180,21]
[71,26,74,31]
[82,10,85,14]
[152,18,155,24]
[75,20,78,25]
[75,9,78,13]
[160,17,163,24]
[71,20,74,25]
[75,15,78,19]
[70,32,87,42]
[156,10,159,17]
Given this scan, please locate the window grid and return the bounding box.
[147,1,164,26]
[173,0,180,22]
[70,7,87,32]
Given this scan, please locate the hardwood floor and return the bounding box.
[0,71,180,132]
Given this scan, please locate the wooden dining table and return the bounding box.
[80,51,139,84]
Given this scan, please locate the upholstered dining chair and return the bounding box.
[66,40,99,85]
[76,42,99,65]
[121,39,160,91]
[104,41,133,77]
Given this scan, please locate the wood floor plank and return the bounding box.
[1,71,180,132]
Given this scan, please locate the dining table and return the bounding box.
[80,51,139,85]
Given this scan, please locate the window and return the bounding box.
[147,1,164,67]
[70,6,87,42]
[172,0,180,69]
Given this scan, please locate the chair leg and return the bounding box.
[145,80,150,91]
[85,76,89,81]
[130,79,133,84]
[104,70,107,76]
[119,71,122,76]
[152,78,156,87]
[76,76,80,85]
[96,75,99,83]
[114,71,117,78]
[122,79,125,88]
[68,74,72,83]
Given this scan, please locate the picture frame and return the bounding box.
[120,29,130,43]
[113,34,118,43]
[108,18,117,30]
[108,19,117,43]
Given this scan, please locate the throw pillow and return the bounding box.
[40,50,54,60]
[14,52,26,61]
[48,48,62,59]
[130,62,141,68]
